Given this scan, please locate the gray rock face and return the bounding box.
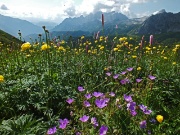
[138,11,180,34]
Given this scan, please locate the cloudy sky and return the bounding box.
[0,0,179,24]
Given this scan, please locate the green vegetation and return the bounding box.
[0,28,179,134]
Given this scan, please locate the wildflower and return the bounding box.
[41,44,50,50]
[124,94,132,102]
[93,92,104,97]
[113,47,118,51]
[120,79,129,85]
[100,46,104,50]
[172,62,176,65]
[148,75,156,80]
[139,104,152,115]
[131,110,137,116]
[99,125,108,135]
[120,71,127,75]
[79,115,89,122]
[95,98,108,108]
[113,74,119,79]
[109,92,115,97]
[137,67,141,71]
[0,75,4,82]
[76,132,82,135]
[59,118,69,129]
[132,55,137,59]
[66,98,74,104]
[163,57,167,60]
[140,120,147,129]
[21,42,31,51]
[149,118,156,123]
[149,35,153,46]
[84,100,91,107]
[106,72,111,76]
[47,126,57,135]
[127,67,133,72]
[81,35,85,40]
[127,102,137,116]
[84,93,92,99]
[91,117,99,127]
[136,78,142,83]
[156,115,163,123]
[78,86,85,92]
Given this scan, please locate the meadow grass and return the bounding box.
[0,31,179,134]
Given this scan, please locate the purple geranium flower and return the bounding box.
[93,92,104,97]
[149,118,156,123]
[120,78,130,85]
[148,75,156,80]
[124,94,133,102]
[78,86,85,92]
[79,115,89,122]
[140,120,147,129]
[136,78,142,83]
[84,100,91,107]
[59,118,69,129]
[106,72,111,76]
[131,110,137,116]
[84,93,92,99]
[47,126,56,135]
[91,117,99,127]
[127,102,136,112]
[109,92,115,97]
[113,74,119,79]
[127,67,133,72]
[139,104,152,115]
[144,109,152,115]
[99,125,108,135]
[95,98,108,108]
[66,98,74,104]
[120,71,127,75]
[76,132,82,135]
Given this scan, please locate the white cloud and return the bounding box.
[0,0,155,23]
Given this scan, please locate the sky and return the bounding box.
[0,0,179,24]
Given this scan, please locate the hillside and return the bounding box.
[0,29,22,45]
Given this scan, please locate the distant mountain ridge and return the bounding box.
[137,10,180,34]
[0,14,43,37]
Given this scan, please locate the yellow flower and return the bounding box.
[21,42,31,51]
[0,75,4,82]
[137,67,141,71]
[81,35,85,40]
[156,115,163,123]
[172,62,176,65]
[153,47,156,49]
[41,44,50,51]
[100,46,104,50]
[132,55,137,59]
[61,40,65,44]
[113,48,118,51]
[163,57,167,60]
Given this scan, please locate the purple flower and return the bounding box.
[93,92,104,97]
[124,94,132,102]
[95,98,107,108]
[91,117,99,127]
[120,71,127,75]
[120,78,130,85]
[148,75,156,80]
[136,78,142,83]
[84,93,92,99]
[127,67,133,72]
[79,115,89,122]
[113,74,119,79]
[76,132,82,135]
[144,109,152,115]
[47,126,56,135]
[66,98,74,104]
[84,100,91,107]
[99,125,108,135]
[78,86,85,92]
[130,110,137,116]
[127,102,136,111]
[59,118,69,129]
[139,104,152,115]
[140,120,147,129]
[149,118,156,123]
[109,92,115,97]
[106,72,111,76]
